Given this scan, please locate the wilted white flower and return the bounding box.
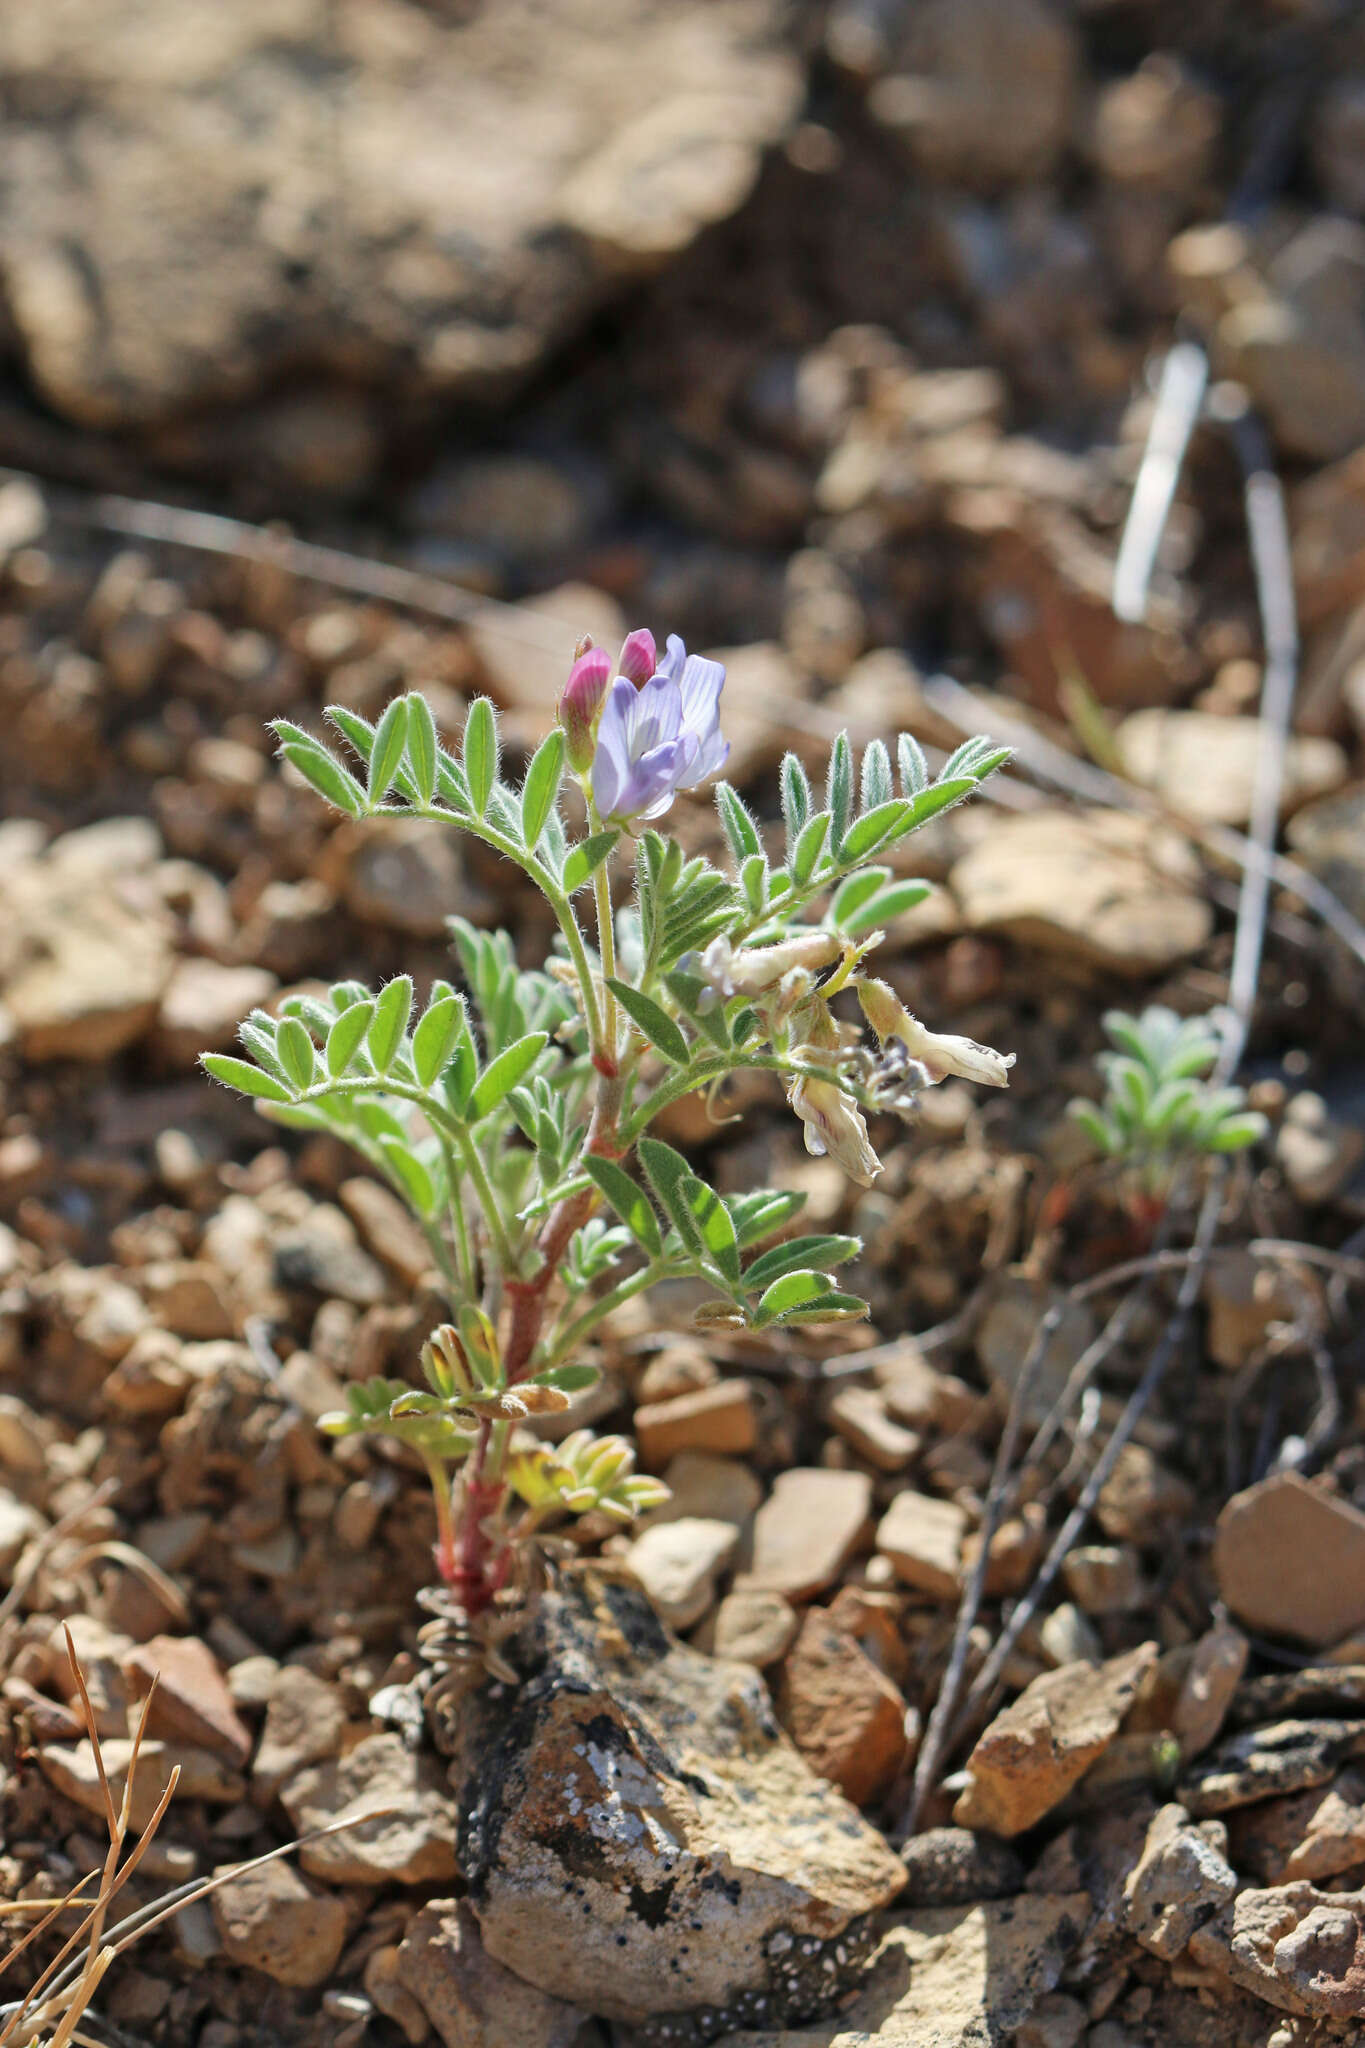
[857,977,1014,1088]
[696,929,842,1000]
[788,1071,883,1185]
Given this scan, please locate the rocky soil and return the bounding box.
[4,2,1365,2046]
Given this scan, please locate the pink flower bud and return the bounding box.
[558,645,611,769]
[617,628,657,685]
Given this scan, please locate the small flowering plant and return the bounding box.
[203,629,1012,1628]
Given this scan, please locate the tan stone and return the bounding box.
[777,1607,910,1807]
[211,1859,346,1988]
[1117,709,1346,826]
[950,809,1212,976]
[712,1588,799,1667]
[123,1634,252,1767]
[744,1468,872,1600]
[283,1732,458,1886]
[1189,1882,1365,2020]
[1229,1769,1365,1886]
[624,1516,738,1631]
[827,1386,920,1472]
[1173,1623,1249,1758]
[251,1664,348,1798]
[1214,1473,1365,1649]
[396,1900,583,2048]
[875,1492,967,1601]
[1120,1802,1237,1961]
[954,1643,1157,1837]
[708,1893,1091,2048]
[634,1379,757,1466]
[338,1177,434,1288]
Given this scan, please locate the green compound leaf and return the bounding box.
[584,1157,663,1258]
[379,1135,437,1213]
[201,1054,294,1104]
[411,993,466,1088]
[405,692,439,806]
[679,1173,741,1285]
[780,753,812,841]
[275,1016,318,1091]
[563,830,619,894]
[521,729,565,850]
[728,1188,807,1247]
[714,781,762,864]
[463,697,499,817]
[271,722,367,818]
[368,696,411,803]
[742,1234,861,1292]
[637,1137,705,1255]
[469,1030,548,1120]
[368,976,414,1073]
[751,1268,868,1329]
[840,878,931,938]
[837,798,911,866]
[606,979,690,1068]
[325,1000,375,1078]
[790,810,831,887]
[826,733,853,848]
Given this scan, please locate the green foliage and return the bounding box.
[1069,1006,1269,1184]
[210,681,1013,1605]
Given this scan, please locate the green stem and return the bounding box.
[438,1137,475,1299]
[387,801,603,1050]
[455,1128,515,1273]
[422,1453,459,1584]
[620,1051,858,1148]
[538,1259,666,1372]
[594,858,618,1062]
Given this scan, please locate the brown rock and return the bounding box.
[643,1451,762,1530]
[1095,1442,1194,1545]
[624,1516,738,1631]
[1120,1802,1238,1961]
[395,1899,582,2048]
[827,1386,920,1473]
[1173,1623,1249,1759]
[282,1731,459,1886]
[777,1606,910,1807]
[899,1826,1025,1908]
[744,1467,873,1600]
[1117,709,1346,827]
[454,1569,906,2027]
[123,1635,252,1767]
[1178,1720,1365,1818]
[954,1643,1157,1837]
[634,1379,757,1466]
[136,1259,235,1340]
[211,1859,347,1988]
[707,1892,1090,2048]
[871,1339,983,1434]
[154,958,277,1066]
[712,1588,799,1667]
[950,809,1212,976]
[1214,1473,1365,1649]
[251,1664,348,1798]
[1229,1769,1365,1886]
[40,1738,242,1833]
[1189,1882,1365,2020]
[875,1491,966,1601]
[338,1177,433,1288]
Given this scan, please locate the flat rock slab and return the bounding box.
[954,1644,1156,1837]
[2,0,801,430]
[949,809,1211,976]
[1177,1719,1365,1818]
[703,1893,1091,2048]
[1213,1472,1365,1649]
[1116,709,1346,826]
[743,1467,873,1600]
[452,1568,905,2037]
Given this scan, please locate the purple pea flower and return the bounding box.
[590,634,729,826]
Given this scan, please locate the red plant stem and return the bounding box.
[451,1077,625,1614]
